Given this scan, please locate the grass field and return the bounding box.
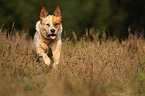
[0,28,145,96]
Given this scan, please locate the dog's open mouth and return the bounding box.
[48,34,57,40]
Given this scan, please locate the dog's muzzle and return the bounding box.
[49,34,57,40]
[46,32,57,40]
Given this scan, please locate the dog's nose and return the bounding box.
[51,29,55,33]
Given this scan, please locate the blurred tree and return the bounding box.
[0,0,144,39]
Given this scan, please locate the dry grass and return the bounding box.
[0,28,145,96]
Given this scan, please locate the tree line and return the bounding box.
[0,0,145,39]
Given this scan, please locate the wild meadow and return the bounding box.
[0,27,145,96]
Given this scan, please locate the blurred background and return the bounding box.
[0,0,145,39]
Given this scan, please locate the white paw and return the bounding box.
[44,58,51,65]
[53,62,59,69]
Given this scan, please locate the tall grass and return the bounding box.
[0,28,145,96]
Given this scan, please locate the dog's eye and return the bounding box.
[46,23,50,26]
[54,23,59,26]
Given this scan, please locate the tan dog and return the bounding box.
[34,6,62,69]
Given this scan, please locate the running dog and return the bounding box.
[34,6,62,69]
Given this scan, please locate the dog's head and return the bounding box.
[39,6,62,40]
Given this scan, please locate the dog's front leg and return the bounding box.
[51,39,61,69]
[37,48,51,65]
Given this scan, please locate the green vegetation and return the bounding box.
[0,0,145,38]
[0,28,145,96]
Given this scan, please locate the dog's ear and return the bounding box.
[53,6,61,17]
[40,6,49,21]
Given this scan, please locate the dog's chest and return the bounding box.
[40,39,56,49]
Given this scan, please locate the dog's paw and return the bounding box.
[44,58,51,65]
[52,63,58,69]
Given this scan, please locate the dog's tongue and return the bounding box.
[50,36,56,39]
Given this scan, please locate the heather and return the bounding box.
[0,28,145,96]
